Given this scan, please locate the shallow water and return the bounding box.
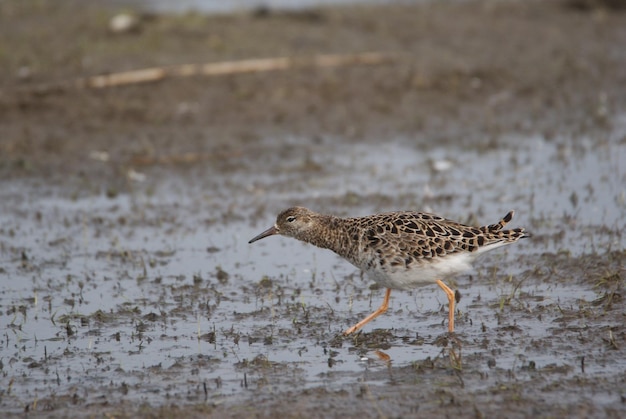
[1,119,625,412]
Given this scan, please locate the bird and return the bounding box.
[249,207,528,335]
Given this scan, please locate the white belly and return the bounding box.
[364,252,476,290]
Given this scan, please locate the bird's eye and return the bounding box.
[286,216,296,223]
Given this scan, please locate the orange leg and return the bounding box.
[344,288,391,335]
[436,279,455,333]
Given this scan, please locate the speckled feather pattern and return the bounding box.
[263,207,528,290]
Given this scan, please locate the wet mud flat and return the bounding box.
[1,0,626,417]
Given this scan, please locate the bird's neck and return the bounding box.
[301,215,356,259]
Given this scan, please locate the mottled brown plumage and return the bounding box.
[249,207,528,335]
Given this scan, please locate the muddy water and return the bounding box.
[1,120,625,414]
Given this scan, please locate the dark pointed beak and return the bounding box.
[248,226,278,244]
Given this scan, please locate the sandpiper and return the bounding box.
[249,207,528,335]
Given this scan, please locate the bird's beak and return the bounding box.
[248,225,278,244]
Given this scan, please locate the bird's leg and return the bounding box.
[344,288,391,335]
[436,279,455,333]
